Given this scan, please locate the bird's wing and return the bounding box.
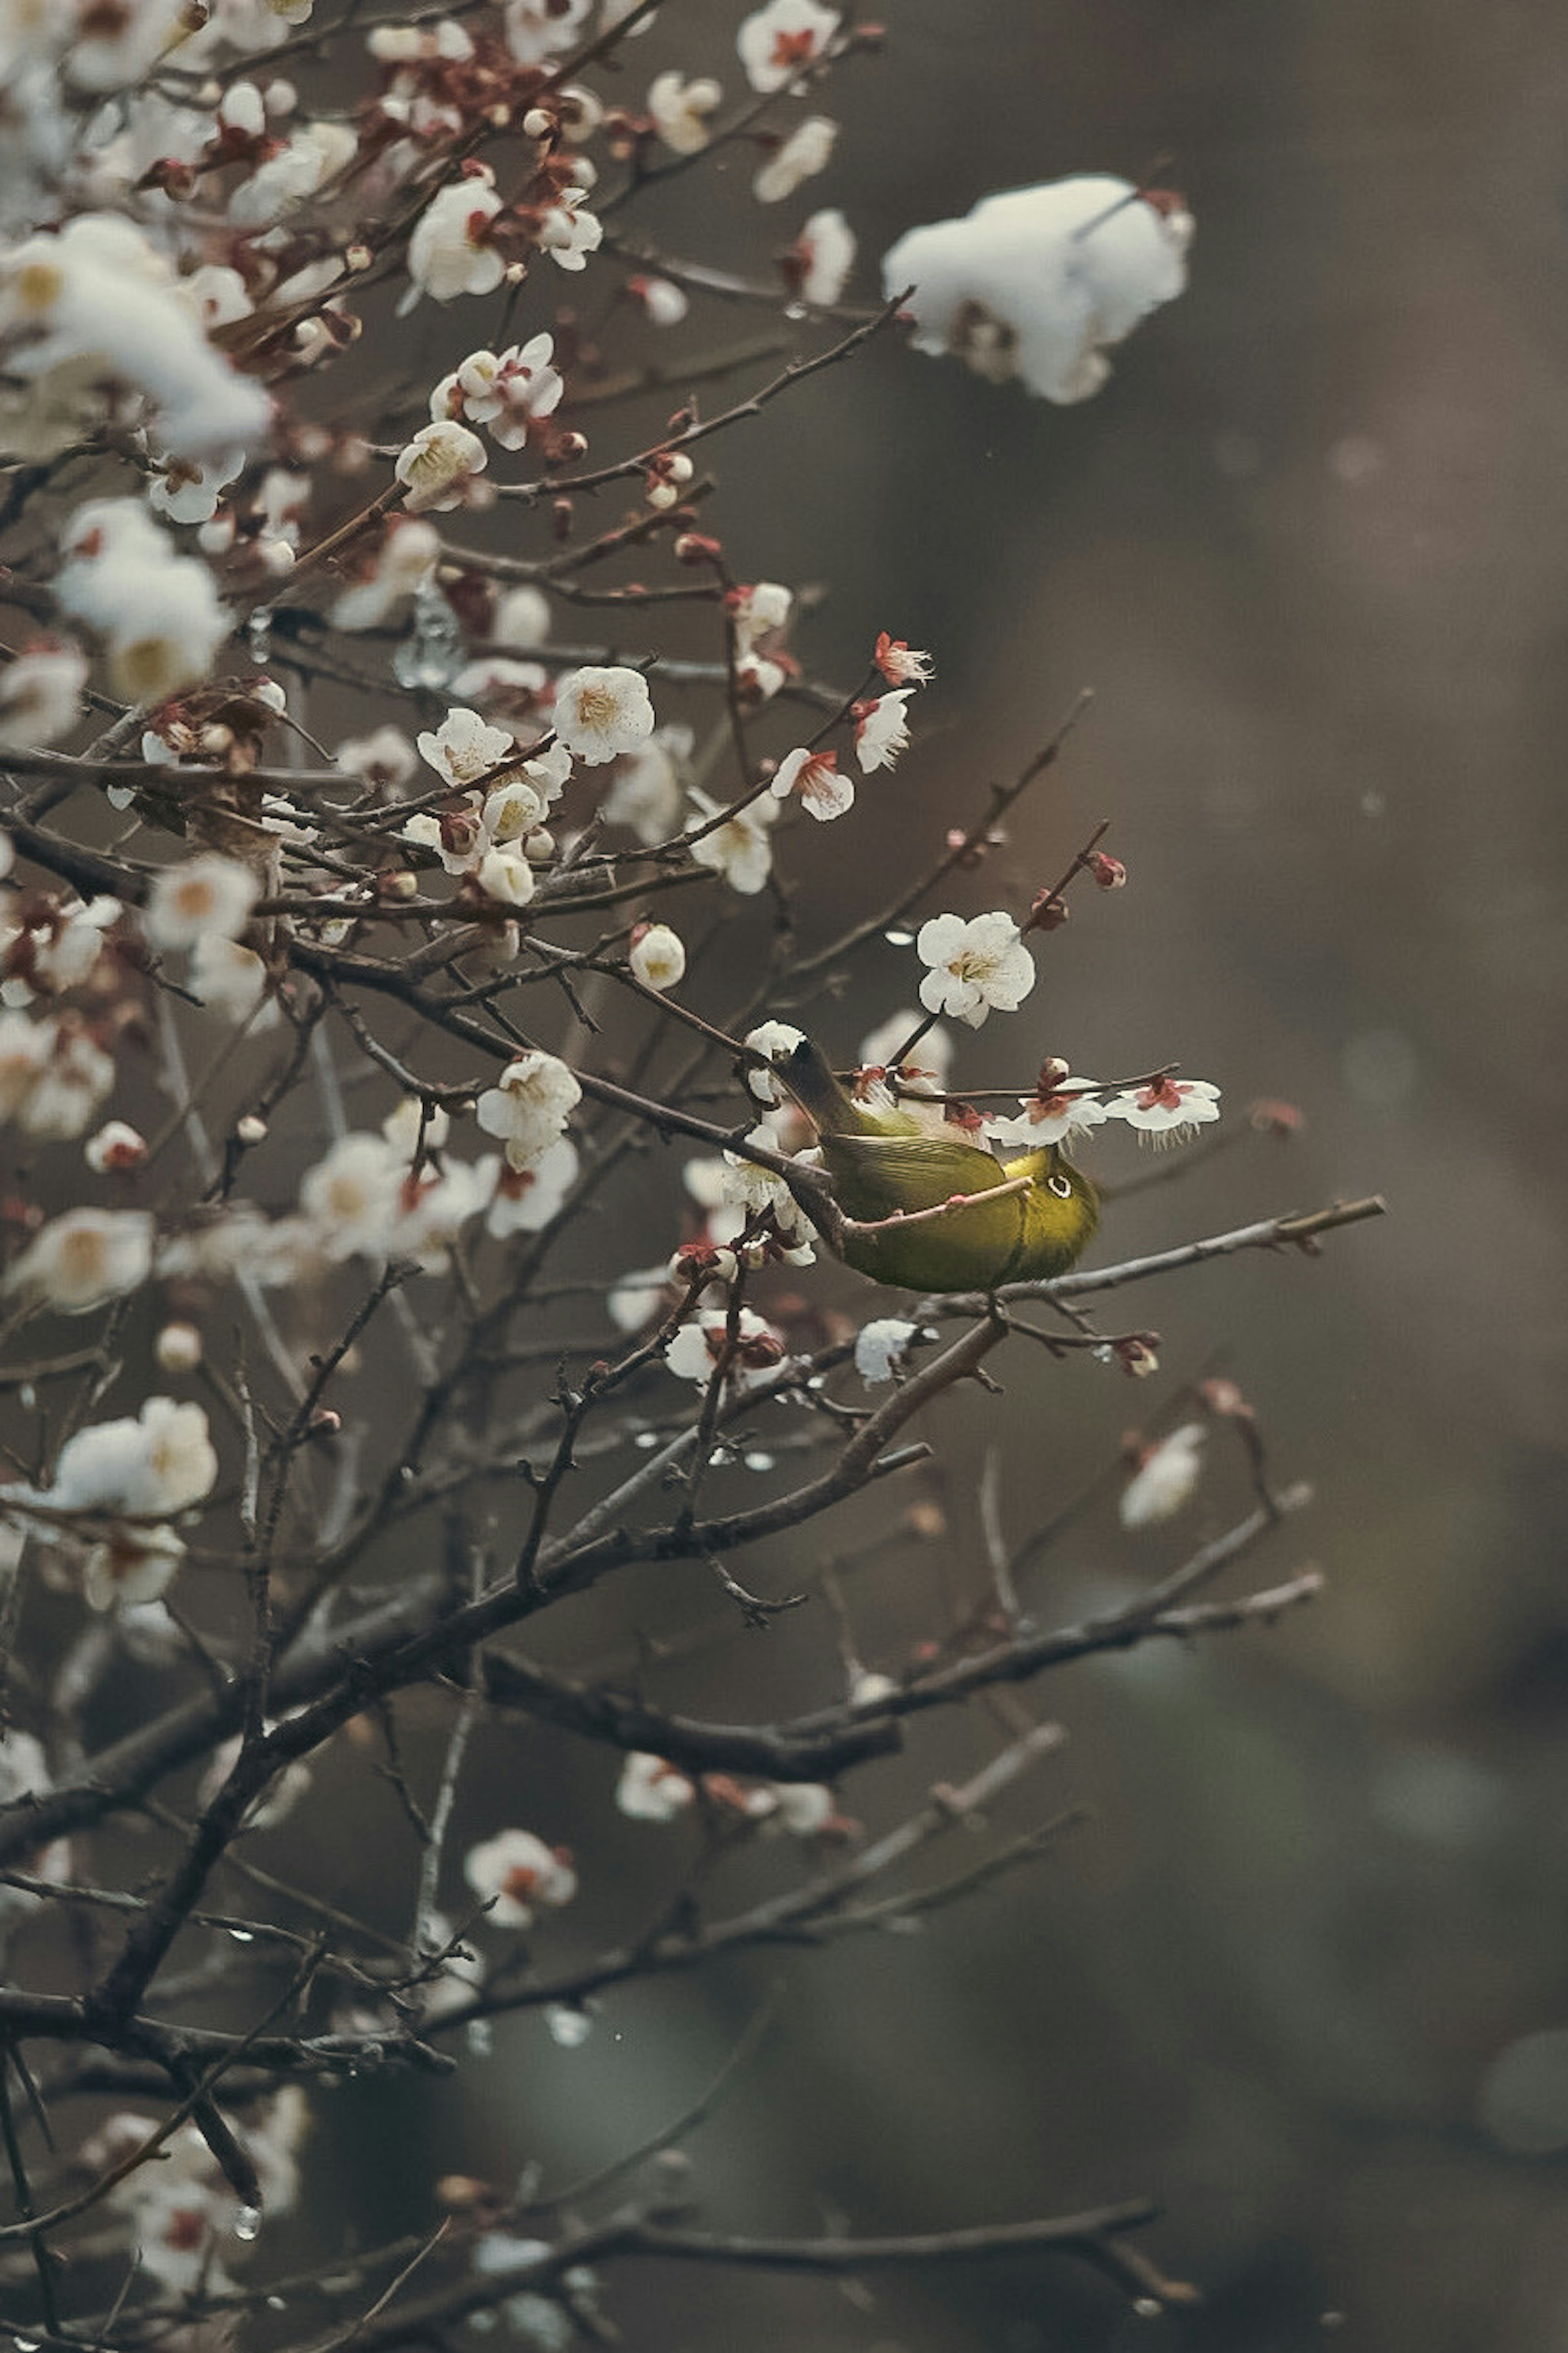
[822,1132,1008,1224]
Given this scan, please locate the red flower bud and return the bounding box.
[1087,851,1127,889]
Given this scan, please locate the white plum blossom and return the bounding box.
[475,1138,579,1237]
[608,1263,673,1332]
[475,1050,581,1172]
[463,1827,577,1928]
[82,1523,185,1614]
[630,274,689,326]
[228,120,355,225]
[743,1019,807,1105]
[3,892,120,1000]
[628,923,686,992]
[492,585,552,648]
[55,499,228,703]
[335,725,419,796]
[4,1208,154,1312]
[599,724,690,844]
[331,518,439,632]
[874,634,934,686]
[720,1127,816,1255]
[732,579,793,655]
[0,641,87,749]
[418,707,515,788]
[771,745,853,821]
[13,1020,116,1141]
[647,71,723,155]
[793,208,855,305]
[915,911,1036,1028]
[737,0,840,92]
[753,115,837,203]
[189,935,277,1028]
[984,1080,1109,1151]
[0,212,271,460]
[854,1317,920,1384]
[395,418,488,512]
[147,447,245,528]
[502,0,592,62]
[686,786,776,895]
[442,335,564,450]
[617,1753,697,1821]
[857,1010,953,1096]
[31,1397,218,1518]
[405,169,505,306]
[1120,1424,1207,1528]
[882,175,1193,405]
[854,689,913,773]
[145,854,258,951]
[665,1305,786,1389]
[475,847,536,908]
[766,1782,838,1835]
[552,666,655,764]
[1105,1075,1221,1140]
[299,1132,404,1261]
[536,188,604,272]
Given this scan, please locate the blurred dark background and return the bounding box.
[67,2,1568,2348]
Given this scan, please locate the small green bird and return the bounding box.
[771,1037,1099,1293]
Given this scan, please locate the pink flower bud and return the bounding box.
[1087,851,1127,889]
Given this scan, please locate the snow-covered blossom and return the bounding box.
[27,1397,217,1518]
[737,0,841,91]
[854,689,913,773]
[83,1522,184,1614]
[599,723,690,844]
[0,213,270,460]
[474,1138,578,1237]
[628,923,686,992]
[743,1019,807,1105]
[1104,1075,1222,1140]
[4,1208,154,1313]
[331,518,439,632]
[0,641,87,749]
[984,1079,1108,1151]
[882,175,1193,405]
[915,911,1036,1027]
[552,666,655,764]
[189,934,277,1028]
[405,169,505,306]
[418,707,514,788]
[874,633,934,686]
[145,854,258,951]
[84,1120,147,1173]
[771,745,853,821]
[686,787,777,894]
[55,499,227,703]
[335,725,418,797]
[475,1050,581,1172]
[396,418,488,512]
[617,1753,697,1822]
[535,188,603,273]
[665,1305,786,1388]
[647,71,723,154]
[854,1317,919,1384]
[1120,1424,1207,1528]
[754,115,837,202]
[463,1828,577,1928]
[792,207,855,305]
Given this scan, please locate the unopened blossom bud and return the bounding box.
[552,430,589,463]
[380,869,419,901]
[1026,889,1069,933]
[310,1409,342,1439]
[552,497,574,541]
[85,1120,147,1173]
[1036,1056,1071,1094]
[1115,1337,1160,1379]
[1198,1376,1252,1419]
[236,1113,267,1146]
[628,922,686,992]
[1087,851,1127,889]
[669,1239,737,1287]
[1249,1098,1304,1136]
[523,107,554,139]
[154,1321,203,1375]
[674,531,722,565]
[436,2176,498,2213]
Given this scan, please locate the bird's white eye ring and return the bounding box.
[1047,1172,1073,1199]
